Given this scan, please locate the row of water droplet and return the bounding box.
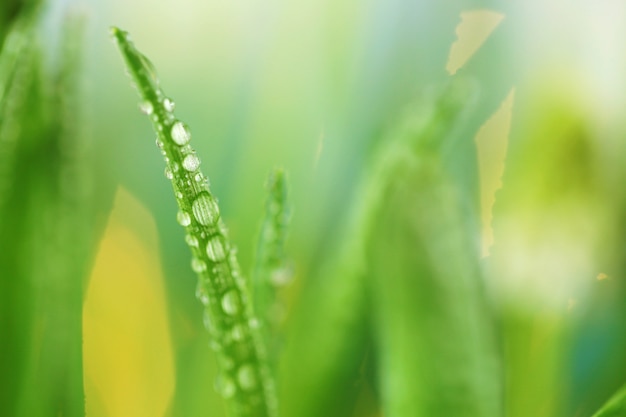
[120,30,276,416]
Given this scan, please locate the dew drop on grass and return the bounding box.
[183,154,200,171]
[237,364,257,391]
[270,266,294,286]
[163,97,175,112]
[209,340,222,352]
[206,235,227,261]
[203,310,217,335]
[177,210,191,226]
[138,52,159,85]
[192,192,219,226]
[171,121,191,145]
[231,324,244,341]
[196,285,209,306]
[139,100,153,115]
[221,354,235,370]
[221,289,240,315]
[191,258,207,273]
[164,166,173,179]
[215,374,236,398]
[185,234,199,247]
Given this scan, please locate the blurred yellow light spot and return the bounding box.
[83,187,174,417]
[596,272,609,280]
[475,88,516,258]
[446,10,505,75]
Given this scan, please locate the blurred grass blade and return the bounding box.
[0,0,40,48]
[365,79,502,417]
[278,241,369,417]
[279,80,483,417]
[251,168,291,366]
[592,385,626,417]
[0,11,37,213]
[0,11,40,415]
[111,27,277,417]
[0,12,91,417]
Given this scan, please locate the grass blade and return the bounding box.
[365,80,502,417]
[111,27,277,417]
[251,168,291,365]
[0,12,91,417]
[592,385,626,417]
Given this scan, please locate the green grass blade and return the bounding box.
[0,11,38,214]
[251,167,291,364]
[592,385,626,417]
[1,12,90,417]
[111,27,277,417]
[278,80,483,417]
[365,80,502,417]
[0,14,40,414]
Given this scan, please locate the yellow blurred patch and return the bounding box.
[446,10,505,75]
[83,187,174,417]
[475,88,516,258]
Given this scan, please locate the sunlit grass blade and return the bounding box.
[111,27,277,417]
[592,385,626,417]
[251,168,291,365]
[365,80,502,417]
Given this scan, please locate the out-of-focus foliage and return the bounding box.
[3,1,626,417]
[0,8,93,417]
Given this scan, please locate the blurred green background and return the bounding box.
[2,0,626,416]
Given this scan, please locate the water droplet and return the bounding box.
[138,52,159,85]
[221,355,235,370]
[191,258,207,273]
[164,167,173,180]
[163,97,175,112]
[215,374,236,398]
[270,266,294,286]
[183,154,200,171]
[139,101,153,115]
[192,193,219,226]
[176,191,183,199]
[171,121,191,145]
[172,162,180,172]
[203,310,216,334]
[177,210,191,226]
[231,324,245,341]
[249,318,260,329]
[194,173,203,182]
[206,235,227,262]
[156,138,164,149]
[185,234,199,247]
[236,364,257,391]
[221,289,241,315]
[196,285,209,305]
